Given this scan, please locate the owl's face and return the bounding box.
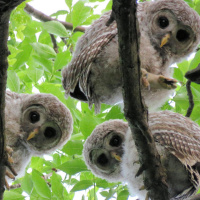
[83,120,128,182]
[146,0,200,59]
[20,93,73,155]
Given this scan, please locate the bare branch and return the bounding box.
[112,0,169,199]
[24,4,86,33]
[50,34,59,53]
[185,80,194,117]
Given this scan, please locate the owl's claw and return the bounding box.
[158,76,177,89]
[141,69,150,90]
[141,69,177,90]
[5,146,17,190]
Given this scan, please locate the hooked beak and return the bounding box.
[160,33,171,48]
[111,151,122,162]
[27,127,40,141]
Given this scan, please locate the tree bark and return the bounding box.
[0,1,25,199]
[112,0,169,199]
[24,4,85,33]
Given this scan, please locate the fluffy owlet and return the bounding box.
[83,110,200,199]
[5,91,73,185]
[62,0,200,113]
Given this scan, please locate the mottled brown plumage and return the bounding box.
[62,0,200,113]
[83,111,200,199]
[5,91,73,185]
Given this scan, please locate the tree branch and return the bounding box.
[50,34,59,53]
[0,1,25,199]
[112,0,169,199]
[24,4,86,33]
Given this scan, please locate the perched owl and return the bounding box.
[62,0,200,113]
[5,91,73,185]
[83,111,200,199]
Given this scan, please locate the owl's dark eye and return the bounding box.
[44,127,56,138]
[98,153,109,165]
[29,111,40,123]
[158,16,169,29]
[176,29,190,42]
[109,135,122,147]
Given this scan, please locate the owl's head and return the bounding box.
[20,93,73,155]
[142,0,200,61]
[83,119,128,182]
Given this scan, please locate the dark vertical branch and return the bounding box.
[0,11,11,200]
[112,0,169,199]
[0,1,25,199]
[185,80,194,117]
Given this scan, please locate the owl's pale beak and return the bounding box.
[111,151,121,162]
[27,127,39,141]
[160,33,171,48]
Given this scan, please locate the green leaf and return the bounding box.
[62,140,84,155]
[51,10,68,17]
[21,173,33,195]
[105,105,124,120]
[173,67,184,82]
[100,191,109,197]
[31,42,56,59]
[117,190,129,200]
[72,1,91,28]
[3,191,25,200]
[43,21,68,37]
[58,159,88,175]
[32,169,51,199]
[65,0,73,9]
[7,70,20,92]
[96,178,109,188]
[12,44,32,69]
[36,82,66,103]
[54,50,71,71]
[32,55,53,73]
[27,68,44,83]
[79,114,99,138]
[70,180,93,192]
[189,50,200,70]
[51,172,64,200]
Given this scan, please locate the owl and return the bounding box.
[5,91,73,187]
[83,110,200,199]
[62,0,200,114]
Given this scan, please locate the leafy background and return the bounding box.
[4,0,200,199]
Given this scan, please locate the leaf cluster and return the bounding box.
[4,0,200,199]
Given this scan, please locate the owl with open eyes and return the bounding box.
[5,91,73,186]
[62,0,200,113]
[83,111,200,199]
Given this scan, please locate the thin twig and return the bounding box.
[50,34,59,53]
[185,80,194,117]
[24,4,85,33]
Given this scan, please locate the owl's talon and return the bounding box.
[158,76,177,89]
[141,69,150,89]
[5,146,18,189]
[5,179,10,190]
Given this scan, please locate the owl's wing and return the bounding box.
[153,128,200,198]
[149,110,200,197]
[62,21,117,103]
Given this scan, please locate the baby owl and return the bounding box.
[62,0,200,113]
[83,110,200,199]
[5,91,73,186]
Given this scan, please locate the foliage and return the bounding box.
[4,0,200,199]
